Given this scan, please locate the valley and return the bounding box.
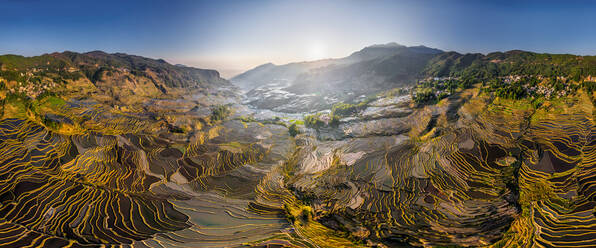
[0,45,594,248]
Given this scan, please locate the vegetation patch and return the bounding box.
[211,104,231,122]
[288,123,299,137]
[304,112,340,128]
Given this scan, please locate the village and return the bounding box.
[413,74,595,104]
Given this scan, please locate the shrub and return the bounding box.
[42,115,61,129]
[288,123,299,137]
[169,125,184,133]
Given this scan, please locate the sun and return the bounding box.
[306,42,328,60]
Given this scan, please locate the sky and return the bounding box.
[2,0,596,78]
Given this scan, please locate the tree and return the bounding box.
[288,123,299,137]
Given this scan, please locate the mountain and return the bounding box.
[231,43,443,91]
[230,59,342,90]
[0,51,229,90]
[423,50,596,78]
[345,42,442,61]
[54,51,229,88]
[234,43,444,112]
[233,43,596,113]
[0,51,234,107]
[285,44,443,95]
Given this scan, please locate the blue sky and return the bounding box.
[2,0,596,77]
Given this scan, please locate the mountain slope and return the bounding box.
[54,51,229,88]
[286,46,441,95]
[423,50,596,78]
[0,51,229,92]
[0,51,235,107]
[236,43,596,113]
[231,59,342,90]
[236,43,444,112]
[232,43,443,91]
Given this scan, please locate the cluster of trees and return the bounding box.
[413,77,478,104]
[305,98,379,128]
[413,87,439,104]
[484,77,535,100]
[304,113,324,128]
[304,99,377,128]
[0,70,26,82]
[492,81,527,100]
[42,115,62,129]
[211,105,231,122]
[582,81,596,104]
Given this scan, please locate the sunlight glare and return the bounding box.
[306,41,327,60]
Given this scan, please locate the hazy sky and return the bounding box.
[2,0,596,78]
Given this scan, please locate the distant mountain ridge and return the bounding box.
[231,43,445,112]
[346,43,442,61]
[53,51,229,88]
[0,50,229,90]
[231,43,443,91]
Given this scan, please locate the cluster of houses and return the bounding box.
[413,74,590,100]
[524,84,567,98]
[500,75,574,98]
[502,75,525,83]
[8,81,57,98]
[1,73,58,98]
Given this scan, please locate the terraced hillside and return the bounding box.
[286,87,595,247]
[0,49,595,247]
